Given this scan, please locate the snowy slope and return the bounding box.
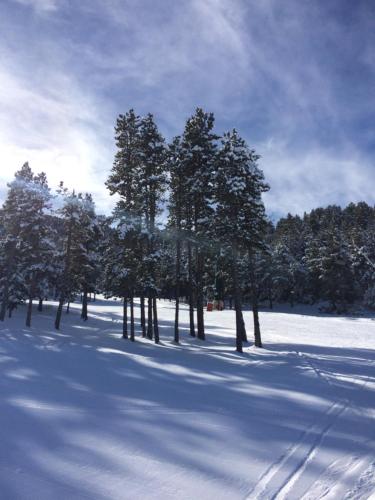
[0,298,374,499]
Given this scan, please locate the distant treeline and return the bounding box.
[258,202,375,313]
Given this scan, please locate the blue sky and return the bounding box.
[0,0,374,218]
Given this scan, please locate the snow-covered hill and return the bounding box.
[0,298,374,499]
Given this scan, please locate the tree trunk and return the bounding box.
[0,282,9,322]
[233,250,243,353]
[58,216,73,327]
[130,294,135,342]
[174,295,180,344]
[147,292,153,339]
[153,295,159,344]
[38,298,43,312]
[148,204,156,342]
[252,301,262,347]
[122,297,128,339]
[0,300,7,322]
[174,237,181,343]
[196,250,205,340]
[239,309,247,342]
[66,302,70,314]
[187,240,195,337]
[0,242,16,322]
[26,297,33,327]
[55,297,64,330]
[249,250,263,348]
[81,289,88,321]
[196,296,205,339]
[268,291,273,309]
[8,305,13,318]
[140,295,146,337]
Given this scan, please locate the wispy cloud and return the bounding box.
[0,59,114,211]
[12,0,58,13]
[260,140,375,218]
[1,0,374,216]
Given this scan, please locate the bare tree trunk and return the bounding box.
[81,289,88,321]
[38,298,43,312]
[249,250,263,348]
[187,240,195,337]
[252,301,262,348]
[239,309,247,342]
[233,249,243,353]
[174,295,180,344]
[147,292,153,339]
[66,302,70,314]
[55,297,64,330]
[0,282,9,322]
[153,296,159,344]
[123,298,128,338]
[0,242,16,322]
[26,297,33,327]
[130,294,135,342]
[140,294,146,337]
[196,249,205,340]
[174,237,181,343]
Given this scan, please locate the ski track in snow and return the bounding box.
[245,400,345,500]
[300,455,375,500]
[0,299,374,500]
[246,349,375,500]
[343,461,375,500]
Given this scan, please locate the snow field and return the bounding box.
[0,298,374,499]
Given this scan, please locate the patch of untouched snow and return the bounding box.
[0,298,374,499]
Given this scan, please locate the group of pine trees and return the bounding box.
[0,163,102,330]
[0,108,374,353]
[104,108,269,352]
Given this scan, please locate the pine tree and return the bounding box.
[101,216,139,340]
[181,108,218,340]
[215,130,269,351]
[0,164,52,324]
[54,188,95,329]
[21,171,53,327]
[106,109,143,340]
[76,194,99,322]
[168,136,184,343]
[317,228,355,312]
[137,113,167,344]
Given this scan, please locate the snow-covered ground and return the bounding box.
[0,298,374,500]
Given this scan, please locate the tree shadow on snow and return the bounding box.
[0,297,374,499]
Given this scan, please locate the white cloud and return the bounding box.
[0,0,373,218]
[259,139,375,217]
[0,63,115,214]
[1,0,255,216]
[12,0,58,13]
